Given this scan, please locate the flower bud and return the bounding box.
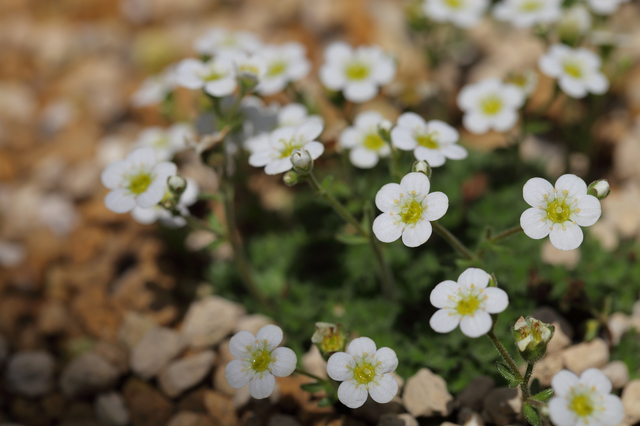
[311,322,347,358]
[512,316,555,363]
[160,193,178,211]
[167,174,187,196]
[412,160,432,179]
[291,148,313,174]
[587,179,610,200]
[283,171,299,187]
[378,119,393,142]
[238,71,260,93]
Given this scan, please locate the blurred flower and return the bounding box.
[493,0,562,28]
[339,111,391,169]
[391,112,466,167]
[505,70,538,97]
[429,268,509,338]
[586,0,630,16]
[133,123,193,162]
[175,57,237,97]
[228,52,267,91]
[256,43,311,96]
[194,28,262,57]
[372,172,448,247]
[225,325,297,399]
[39,194,79,237]
[248,122,324,175]
[422,0,489,28]
[319,42,396,103]
[556,4,592,42]
[538,44,608,99]
[326,337,398,409]
[548,369,624,426]
[277,103,323,128]
[457,78,524,134]
[520,174,601,251]
[101,148,177,213]
[131,65,177,107]
[131,177,199,227]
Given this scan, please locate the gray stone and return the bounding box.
[402,368,453,417]
[562,338,609,374]
[182,296,245,349]
[158,350,215,397]
[482,387,521,426]
[378,413,419,426]
[601,361,629,389]
[622,379,640,424]
[130,327,186,379]
[95,392,130,426]
[118,312,156,350]
[532,307,574,339]
[456,376,495,412]
[60,352,119,397]
[7,351,56,397]
[234,314,273,335]
[607,313,631,346]
[267,414,301,426]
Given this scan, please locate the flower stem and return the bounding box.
[294,367,327,384]
[521,363,534,400]
[486,225,524,244]
[486,328,524,383]
[432,222,477,261]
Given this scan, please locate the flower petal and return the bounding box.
[586,72,609,95]
[397,112,426,131]
[372,58,395,85]
[256,324,283,350]
[347,337,377,357]
[390,127,418,151]
[127,147,157,169]
[337,380,368,409]
[523,177,554,207]
[457,268,490,289]
[304,141,325,160]
[369,373,398,404]
[559,77,588,99]
[400,172,430,196]
[372,214,403,243]
[549,222,584,251]
[373,348,398,373]
[579,368,611,395]
[324,41,352,63]
[459,312,492,338]
[105,189,137,213]
[349,147,379,169]
[600,394,624,426]
[229,330,256,359]
[430,280,459,308]
[354,111,383,129]
[319,65,345,90]
[339,128,360,149]
[270,347,297,377]
[297,120,324,142]
[463,112,492,134]
[548,396,577,426]
[413,146,446,167]
[327,352,353,381]
[204,78,237,97]
[101,160,128,189]
[521,208,552,240]
[248,151,273,167]
[264,158,293,175]
[555,174,588,198]
[375,183,403,212]
[491,109,519,133]
[248,373,276,399]
[483,287,509,314]
[551,370,579,396]
[131,206,160,224]
[401,220,433,248]
[344,81,378,103]
[423,191,448,221]
[135,180,166,208]
[441,144,468,160]
[154,161,178,180]
[225,359,252,389]
[574,195,601,227]
[429,309,460,334]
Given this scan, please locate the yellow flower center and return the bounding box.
[563,61,583,79]
[345,62,370,81]
[546,198,571,223]
[480,96,503,116]
[571,394,594,417]
[400,199,424,225]
[353,362,376,384]
[152,136,170,148]
[128,172,153,195]
[362,133,385,151]
[250,348,272,372]
[444,0,463,8]
[267,60,288,77]
[279,138,304,159]
[416,133,439,149]
[456,295,481,316]
[239,64,259,75]
[519,0,542,12]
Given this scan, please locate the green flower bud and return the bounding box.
[412,160,432,179]
[311,322,347,358]
[283,171,299,187]
[512,316,555,363]
[587,179,610,200]
[291,148,313,174]
[167,174,187,197]
[238,72,260,93]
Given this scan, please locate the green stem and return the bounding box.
[487,328,524,383]
[521,363,534,400]
[388,146,403,183]
[486,225,524,244]
[432,222,477,261]
[294,367,327,384]
[368,233,397,301]
[185,215,224,237]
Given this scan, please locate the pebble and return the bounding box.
[482,387,521,426]
[213,365,236,397]
[530,352,564,386]
[402,368,453,417]
[95,392,130,426]
[118,311,157,350]
[60,352,120,397]
[203,390,239,426]
[622,379,640,425]
[532,306,573,339]
[561,338,609,374]
[378,413,419,426]
[123,379,173,426]
[7,351,56,397]
[37,300,70,335]
[159,350,215,398]
[182,296,245,349]
[607,313,630,345]
[601,360,629,389]
[234,314,274,335]
[130,327,186,379]
[456,376,495,412]
[267,414,301,426]
[546,321,571,354]
[167,411,215,426]
[301,345,327,380]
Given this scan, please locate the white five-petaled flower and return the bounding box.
[493,0,562,28]
[372,172,449,247]
[326,337,398,409]
[391,112,467,167]
[548,369,625,426]
[538,44,609,99]
[228,52,267,85]
[557,4,592,40]
[131,177,199,227]
[225,325,297,400]
[586,0,630,15]
[248,121,324,175]
[101,148,177,214]
[520,174,602,251]
[133,123,193,162]
[256,43,311,96]
[429,268,509,338]
[319,42,396,103]
[277,103,323,129]
[339,111,391,169]
[457,78,525,134]
[194,28,262,57]
[422,0,489,29]
[131,66,177,107]
[175,57,237,97]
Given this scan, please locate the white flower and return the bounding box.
[319,42,396,103]
[194,28,261,56]
[256,43,311,96]
[548,369,624,426]
[277,103,323,128]
[248,121,324,175]
[372,172,449,247]
[520,174,602,251]
[422,0,489,28]
[175,57,237,97]
[101,148,177,214]
[339,111,391,169]
[227,52,267,85]
[586,0,630,15]
[224,325,297,399]
[493,0,562,28]
[326,337,398,409]
[456,78,525,134]
[506,70,538,97]
[391,112,466,167]
[429,268,509,338]
[131,66,177,107]
[134,123,193,162]
[557,4,592,39]
[538,44,609,99]
[131,178,199,227]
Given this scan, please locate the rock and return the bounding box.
[561,338,609,375]
[93,341,129,376]
[541,240,581,269]
[378,413,419,426]
[482,387,521,426]
[167,412,214,426]
[607,313,631,345]
[532,307,574,339]
[402,368,453,417]
[123,379,173,426]
[159,350,215,398]
[118,311,157,350]
[633,300,640,318]
[7,351,56,397]
[213,365,236,397]
[37,301,70,335]
[301,345,327,380]
[182,296,245,349]
[60,352,120,397]
[530,352,564,386]
[456,376,495,412]
[130,327,186,379]
[232,383,252,410]
[601,361,629,389]
[458,408,483,426]
[234,314,274,335]
[622,379,640,424]
[546,321,571,354]
[203,391,238,426]
[267,414,301,426]
[353,396,404,423]
[95,393,130,426]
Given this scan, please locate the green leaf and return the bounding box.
[300,382,326,393]
[523,121,552,135]
[335,233,369,245]
[317,397,333,407]
[321,175,334,190]
[523,403,542,426]
[531,388,554,402]
[495,362,522,388]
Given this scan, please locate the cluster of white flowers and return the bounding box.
[586,0,630,15]
[422,0,489,28]
[493,0,562,28]
[133,123,193,162]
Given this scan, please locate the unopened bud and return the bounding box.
[291,148,313,174]
[412,160,432,178]
[378,119,393,142]
[238,71,259,93]
[311,322,347,358]
[587,179,610,200]
[167,174,187,196]
[512,316,555,363]
[160,193,178,210]
[283,171,299,187]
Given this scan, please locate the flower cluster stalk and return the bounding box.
[432,222,477,261]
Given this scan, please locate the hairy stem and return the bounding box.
[521,363,534,401]
[294,367,327,384]
[487,328,524,383]
[487,225,524,244]
[432,222,477,261]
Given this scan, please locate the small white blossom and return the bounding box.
[277,103,323,129]
[538,44,609,99]
[225,325,297,399]
[326,337,398,409]
[134,123,193,162]
[493,0,562,28]
[319,42,396,103]
[520,174,601,251]
[101,148,177,214]
[227,52,267,86]
[557,4,592,39]
[429,268,509,338]
[422,0,489,29]
[131,178,199,227]
[131,66,177,107]
[391,112,466,167]
[175,57,237,97]
[372,172,449,247]
[256,43,311,96]
[586,0,630,15]
[339,111,391,169]
[506,70,539,97]
[248,122,324,175]
[549,369,624,426]
[194,28,261,56]
[457,78,525,134]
